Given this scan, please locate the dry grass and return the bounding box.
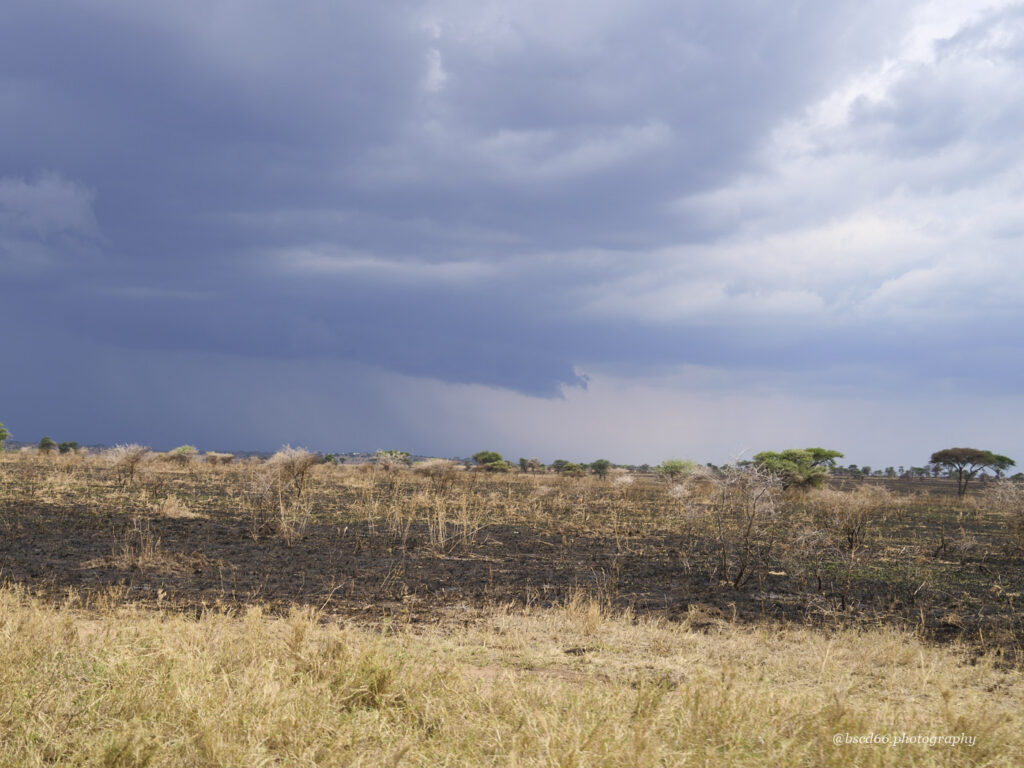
[0,588,1020,767]
[2,452,1024,762]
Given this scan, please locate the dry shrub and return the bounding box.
[104,444,152,487]
[239,466,277,539]
[611,472,634,488]
[203,451,235,465]
[680,465,783,588]
[241,447,319,544]
[267,446,319,500]
[413,459,462,495]
[981,480,1024,554]
[803,485,892,552]
[375,450,411,472]
[676,465,720,503]
[152,495,199,519]
[115,517,163,570]
[161,445,198,465]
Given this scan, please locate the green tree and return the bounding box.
[656,459,695,480]
[0,421,9,451]
[472,451,509,472]
[38,436,57,454]
[58,441,79,454]
[929,448,1013,497]
[589,459,612,478]
[519,457,544,473]
[375,449,411,470]
[167,445,198,464]
[753,447,844,490]
[991,454,1016,478]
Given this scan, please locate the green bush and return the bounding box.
[473,451,509,472]
[753,448,843,490]
[656,459,694,480]
[165,445,198,465]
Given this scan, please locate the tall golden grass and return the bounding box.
[0,587,1020,766]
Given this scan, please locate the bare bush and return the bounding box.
[162,445,198,465]
[684,465,783,588]
[268,446,319,500]
[104,444,152,487]
[982,480,1024,554]
[204,451,235,465]
[804,486,892,552]
[115,517,162,570]
[152,495,199,519]
[375,450,411,472]
[413,459,462,495]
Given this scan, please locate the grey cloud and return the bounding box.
[4,1,1024,458]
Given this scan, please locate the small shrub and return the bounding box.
[656,459,695,481]
[559,462,585,477]
[163,445,198,465]
[105,444,152,486]
[982,480,1024,554]
[375,450,411,471]
[152,495,198,519]
[413,459,462,495]
[203,451,235,465]
[803,486,891,552]
[268,446,319,500]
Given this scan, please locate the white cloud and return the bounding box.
[269,245,497,284]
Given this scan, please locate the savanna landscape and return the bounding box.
[1,442,1022,766]
[10,1,1024,766]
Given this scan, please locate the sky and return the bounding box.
[2,0,1024,467]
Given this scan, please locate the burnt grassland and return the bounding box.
[2,452,1021,662]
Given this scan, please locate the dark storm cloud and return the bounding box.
[1,1,913,386]
[4,1,1024,457]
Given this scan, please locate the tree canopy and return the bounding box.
[472,451,509,472]
[753,447,844,490]
[929,448,1014,497]
[656,459,695,480]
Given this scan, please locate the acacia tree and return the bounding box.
[929,448,1014,497]
[753,448,844,490]
[0,421,9,451]
[472,451,509,472]
[992,454,1016,478]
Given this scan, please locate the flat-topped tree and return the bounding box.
[472,451,509,472]
[929,448,1014,497]
[753,448,844,490]
[992,454,1016,478]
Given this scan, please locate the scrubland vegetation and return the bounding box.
[2,446,1024,765]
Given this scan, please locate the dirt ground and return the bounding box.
[1,457,1022,662]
